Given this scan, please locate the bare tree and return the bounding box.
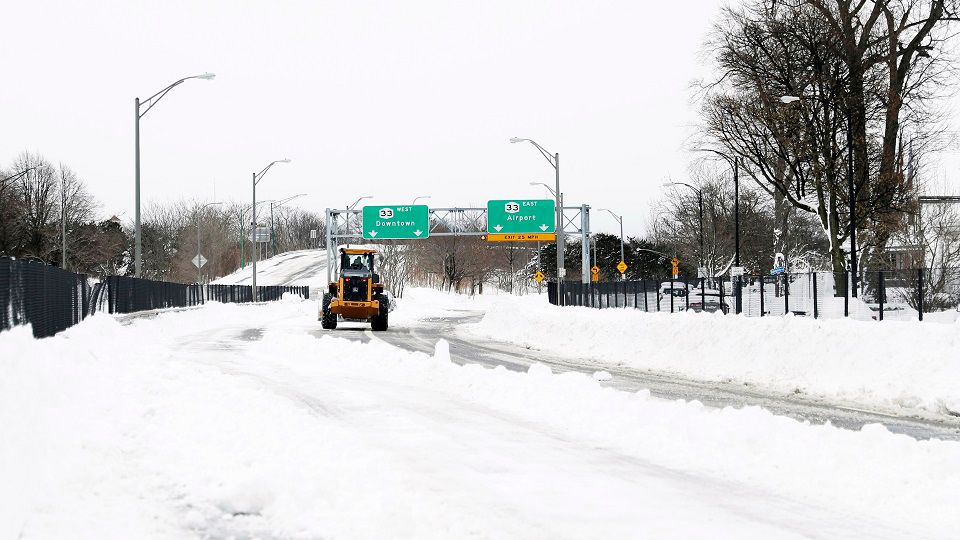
[699,0,959,279]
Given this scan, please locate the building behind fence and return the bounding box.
[1,257,310,339]
[549,268,960,322]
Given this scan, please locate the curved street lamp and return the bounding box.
[134,72,216,277]
[512,137,564,305]
[252,158,291,299]
[663,181,704,268]
[781,93,858,297]
[269,193,307,256]
[598,208,625,279]
[412,195,431,205]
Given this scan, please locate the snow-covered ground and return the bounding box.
[465,292,960,417]
[213,248,328,291]
[2,294,959,538]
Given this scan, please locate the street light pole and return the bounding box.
[196,202,222,283]
[251,159,291,300]
[599,208,625,279]
[781,94,857,297]
[134,72,215,277]
[412,195,431,205]
[664,182,704,268]
[512,137,562,305]
[269,193,307,256]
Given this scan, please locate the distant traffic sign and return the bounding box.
[671,257,680,278]
[731,266,745,277]
[486,233,556,242]
[487,199,555,234]
[770,266,786,275]
[533,271,545,283]
[249,226,270,243]
[591,265,600,275]
[616,260,628,274]
[362,205,429,239]
[192,254,207,269]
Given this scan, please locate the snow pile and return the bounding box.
[2,298,959,537]
[467,295,960,416]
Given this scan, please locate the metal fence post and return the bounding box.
[759,275,765,317]
[918,268,924,321]
[783,274,790,314]
[669,277,675,313]
[700,277,705,310]
[843,270,849,317]
[878,271,884,321]
[643,279,649,312]
[719,279,725,314]
[812,272,819,319]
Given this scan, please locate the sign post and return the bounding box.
[362,205,430,240]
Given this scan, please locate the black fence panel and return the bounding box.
[105,275,204,314]
[0,257,90,338]
[544,269,960,322]
[2,256,312,339]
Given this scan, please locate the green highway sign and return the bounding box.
[486,199,555,234]
[362,205,430,239]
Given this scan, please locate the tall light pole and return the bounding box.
[513,137,562,305]
[598,208,625,279]
[782,94,857,296]
[345,195,372,241]
[412,195,430,205]
[664,182,704,269]
[269,193,307,256]
[694,148,741,313]
[0,167,37,188]
[196,201,222,283]
[252,159,291,300]
[134,72,215,278]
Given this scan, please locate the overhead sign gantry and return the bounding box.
[324,200,591,285]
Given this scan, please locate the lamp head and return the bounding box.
[197,72,216,80]
[779,95,800,104]
[509,137,524,144]
[279,158,291,163]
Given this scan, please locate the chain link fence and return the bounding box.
[549,268,960,322]
[2,257,310,338]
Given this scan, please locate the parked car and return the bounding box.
[680,291,731,314]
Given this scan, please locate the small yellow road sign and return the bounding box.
[591,272,599,282]
[671,257,680,278]
[616,260,628,274]
[533,271,545,283]
[591,265,600,275]
[486,233,556,242]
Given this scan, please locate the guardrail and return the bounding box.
[1,257,310,338]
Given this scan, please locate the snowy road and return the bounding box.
[332,310,960,442]
[5,297,959,538]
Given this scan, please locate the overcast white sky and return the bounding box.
[3,0,959,238]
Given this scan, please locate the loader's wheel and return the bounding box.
[371,294,389,331]
[321,293,338,329]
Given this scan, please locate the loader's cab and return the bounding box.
[321,248,390,331]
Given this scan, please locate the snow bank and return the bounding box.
[466,294,960,416]
[2,298,959,537]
